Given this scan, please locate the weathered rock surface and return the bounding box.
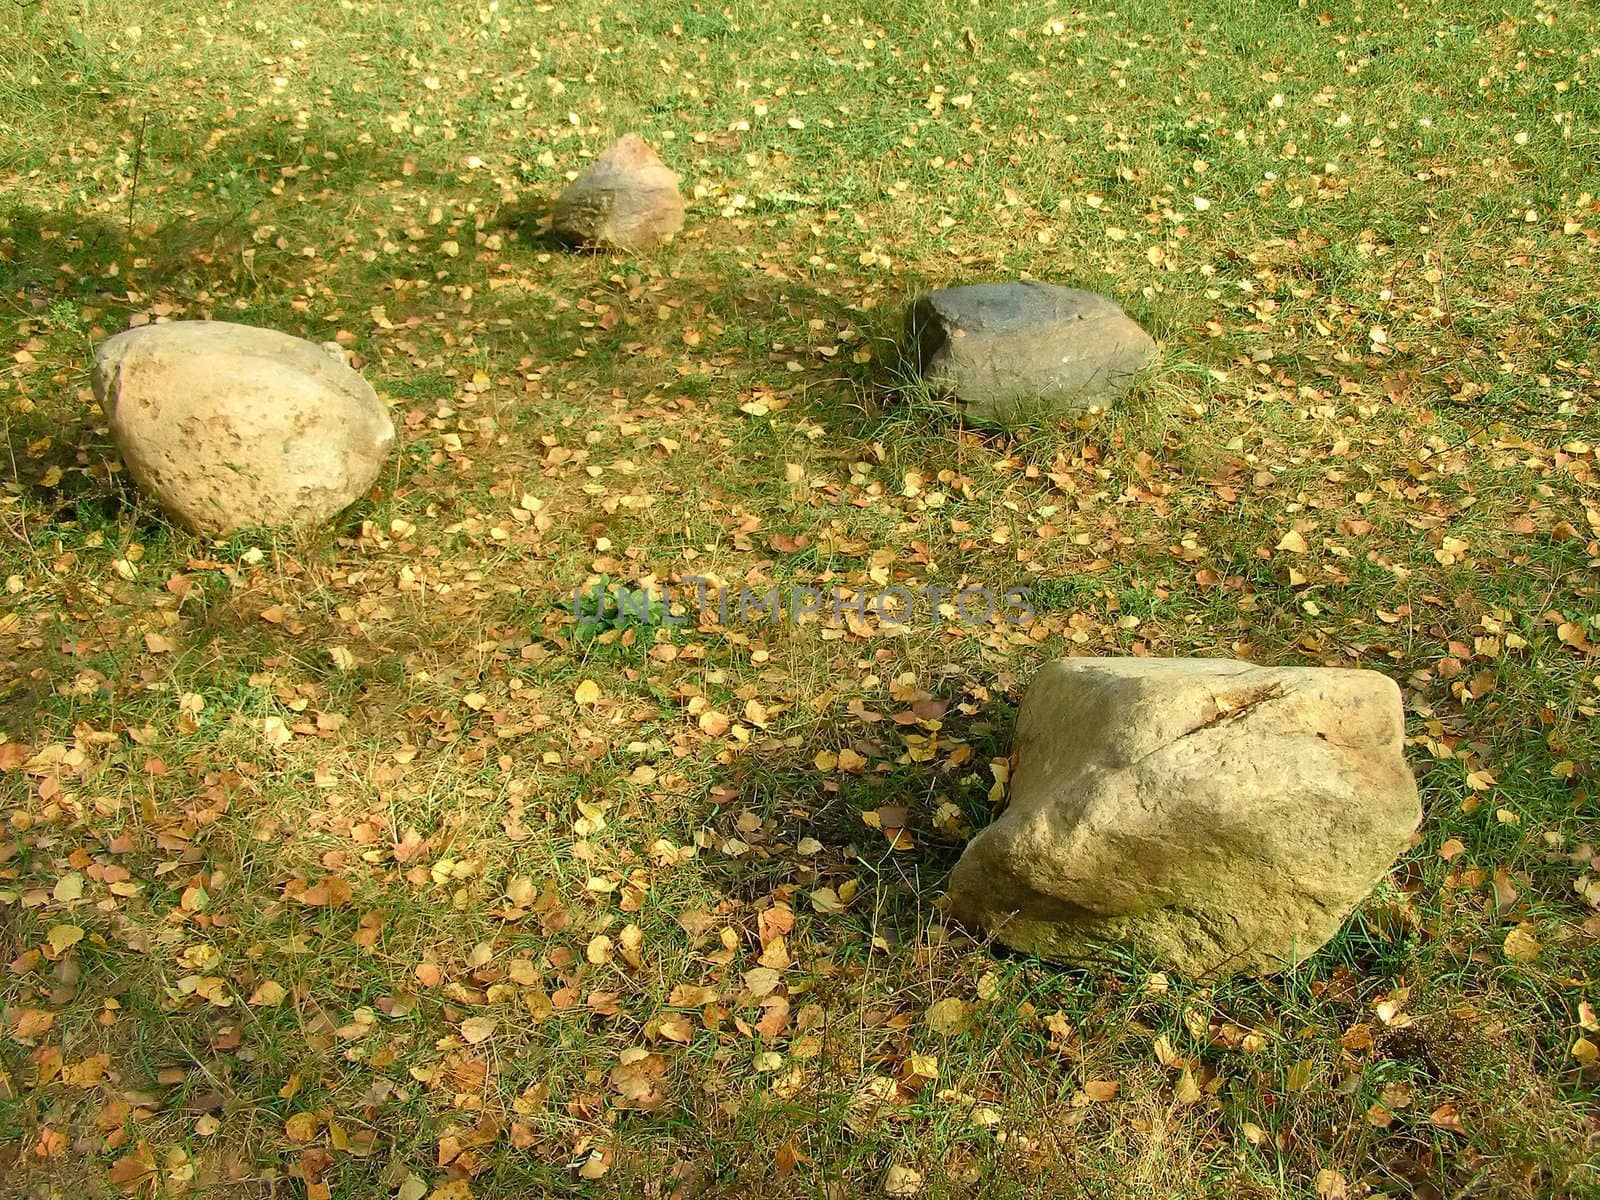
[551,133,685,250]
[903,282,1156,426]
[947,658,1420,977]
[92,321,395,536]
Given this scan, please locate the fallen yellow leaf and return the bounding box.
[460,1016,497,1045]
[46,924,84,955]
[925,997,968,1036]
[1503,925,1541,963]
[249,981,288,1007]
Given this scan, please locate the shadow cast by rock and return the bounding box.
[691,673,1021,953]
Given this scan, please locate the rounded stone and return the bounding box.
[904,281,1156,426]
[91,320,395,536]
[947,657,1422,977]
[551,133,686,251]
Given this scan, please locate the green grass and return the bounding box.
[3,0,1599,1196]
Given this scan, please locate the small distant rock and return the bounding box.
[92,321,395,537]
[947,657,1421,977]
[903,281,1155,426]
[551,133,685,251]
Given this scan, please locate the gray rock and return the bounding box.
[947,657,1421,977]
[552,133,685,251]
[92,321,395,537]
[903,282,1156,425]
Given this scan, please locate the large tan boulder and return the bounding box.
[551,133,685,251]
[947,658,1421,977]
[92,321,394,536]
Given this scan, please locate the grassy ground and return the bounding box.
[2,0,1598,1195]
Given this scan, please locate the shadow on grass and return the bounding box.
[1,103,410,305]
[692,675,1020,958]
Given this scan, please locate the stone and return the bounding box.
[92,321,395,537]
[947,658,1420,977]
[551,133,685,251]
[903,281,1156,426]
